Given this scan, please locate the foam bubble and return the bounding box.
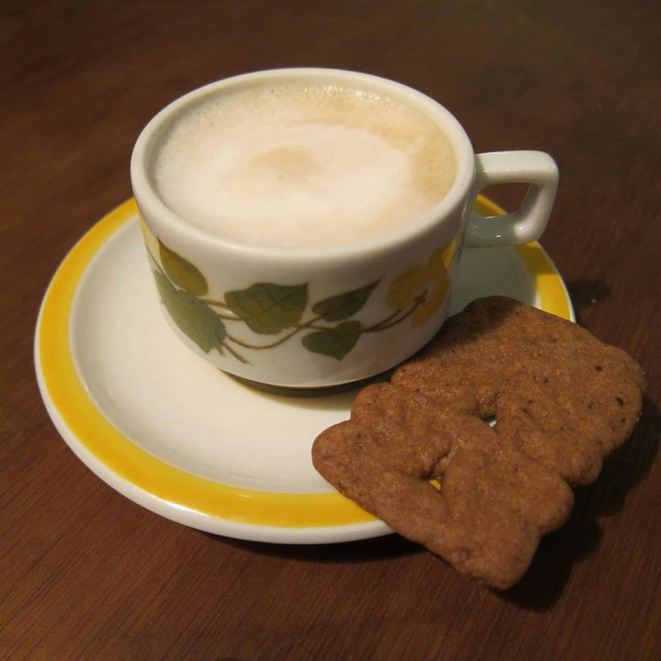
[152,83,456,248]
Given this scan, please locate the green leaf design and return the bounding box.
[154,271,225,353]
[312,281,378,322]
[302,320,363,360]
[225,283,308,335]
[159,240,208,296]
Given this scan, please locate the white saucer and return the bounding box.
[35,198,574,544]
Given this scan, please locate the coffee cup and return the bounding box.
[130,68,558,388]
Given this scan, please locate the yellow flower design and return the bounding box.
[387,239,457,328]
[386,265,429,309]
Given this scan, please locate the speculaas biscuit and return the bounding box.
[312,296,644,589]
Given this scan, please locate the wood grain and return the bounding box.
[1,1,659,659]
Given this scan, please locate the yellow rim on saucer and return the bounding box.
[37,197,572,528]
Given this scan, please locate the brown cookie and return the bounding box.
[312,297,644,589]
[393,296,644,484]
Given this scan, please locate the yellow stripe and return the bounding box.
[38,196,572,527]
[39,199,372,526]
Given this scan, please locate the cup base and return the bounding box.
[225,369,394,398]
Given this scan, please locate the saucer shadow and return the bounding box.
[208,530,422,565]
[502,395,660,611]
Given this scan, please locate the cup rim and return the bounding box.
[130,67,476,262]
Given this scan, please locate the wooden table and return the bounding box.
[3,1,660,658]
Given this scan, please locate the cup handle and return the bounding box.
[464,151,559,248]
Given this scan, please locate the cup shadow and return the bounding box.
[228,369,392,403]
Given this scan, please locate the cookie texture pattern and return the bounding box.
[312,297,645,589]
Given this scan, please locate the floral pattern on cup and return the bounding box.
[146,237,455,364]
[386,239,456,327]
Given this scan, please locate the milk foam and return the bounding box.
[152,84,456,248]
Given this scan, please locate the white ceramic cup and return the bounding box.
[131,68,558,388]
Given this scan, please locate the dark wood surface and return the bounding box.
[2,1,660,659]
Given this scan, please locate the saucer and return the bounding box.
[35,198,574,544]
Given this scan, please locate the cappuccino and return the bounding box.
[152,83,456,249]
